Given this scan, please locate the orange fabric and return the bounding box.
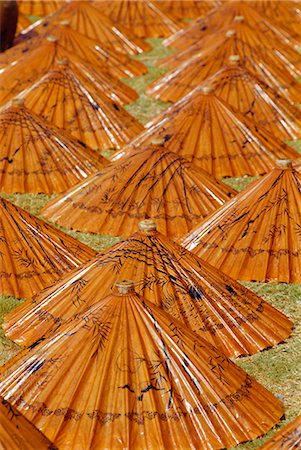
[181,163,301,283]
[94,0,180,38]
[41,145,236,238]
[32,1,151,54]
[0,395,56,450]
[17,62,143,152]
[0,288,284,449]
[260,416,301,449]
[147,32,301,103]
[0,103,108,193]
[4,223,292,358]
[0,197,96,299]
[119,89,298,178]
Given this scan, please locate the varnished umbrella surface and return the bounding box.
[0,395,57,450]
[0,102,108,193]
[0,284,284,449]
[181,161,301,283]
[154,0,219,20]
[19,63,143,152]
[120,89,298,178]
[4,221,292,358]
[146,32,301,104]
[0,23,147,78]
[0,197,96,299]
[94,0,180,38]
[41,145,236,238]
[260,416,301,449]
[18,0,64,16]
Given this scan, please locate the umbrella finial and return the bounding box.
[139,219,157,232]
[226,30,236,37]
[47,35,58,42]
[228,54,240,63]
[234,15,244,22]
[115,280,135,294]
[200,85,214,94]
[276,159,293,169]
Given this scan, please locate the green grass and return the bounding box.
[0,37,300,450]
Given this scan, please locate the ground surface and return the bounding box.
[0,38,300,449]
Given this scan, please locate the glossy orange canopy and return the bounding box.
[0,23,147,78]
[4,220,292,358]
[0,283,284,449]
[120,88,298,178]
[94,0,180,38]
[181,160,301,283]
[0,197,96,299]
[163,1,300,50]
[146,32,301,103]
[0,102,108,194]
[17,0,64,16]
[0,38,141,107]
[0,395,56,450]
[31,1,151,54]
[18,62,143,152]
[251,0,301,34]
[260,416,301,449]
[16,12,31,34]
[41,145,236,238]
[154,0,219,19]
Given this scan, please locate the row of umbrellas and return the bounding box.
[0,0,300,449]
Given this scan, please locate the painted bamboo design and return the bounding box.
[41,145,236,238]
[181,160,301,283]
[0,282,284,449]
[0,197,96,299]
[4,220,292,358]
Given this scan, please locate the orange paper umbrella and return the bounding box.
[154,0,219,20]
[18,0,65,16]
[4,220,293,358]
[94,0,180,38]
[16,12,32,34]
[0,395,57,450]
[251,1,301,35]
[0,23,147,78]
[260,416,301,449]
[18,61,143,152]
[181,160,301,283]
[32,1,151,54]
[0,37,142,106]
[146,31,301,103]
[163,1,300,50]
[0,99,108,193]
[0,197,96,300]
[159,18,301,76]
[0,280,284,449]
[121,87,299,178]
[41,145,236,238]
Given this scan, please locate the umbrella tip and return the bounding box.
[47,35,58,42]
[57,58,69,65]
[139,219,157,232]
[226,30,236,37]
[276,159,293,169]
[228,54,240,63]
[115,280,135,294]
[151,138,165,145]
[12,98,25,106]
[234,15,244,22]
[200,85,214,94]
[60,20,70,26]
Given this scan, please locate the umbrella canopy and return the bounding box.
[30,1,151,54]
[0,23,147,78]
[259,416,301,449]
[94,0,180,38]
[4,220,292,358]
[0,281,284,449]
[0,395,57,450]
[154,0,219,20]
[146,31,301,103]
[16,12,32,34]
[251,0,301,35]
[0,197,96,299]
[120,87,298,178]
[163,1,300,50]
[41,145,236,238]
[159,17,301,72]
[17,60,143,152]
[0,42,139,107]
[181,160,301,283]
[0,99,108,193]
[18,0,64,16]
